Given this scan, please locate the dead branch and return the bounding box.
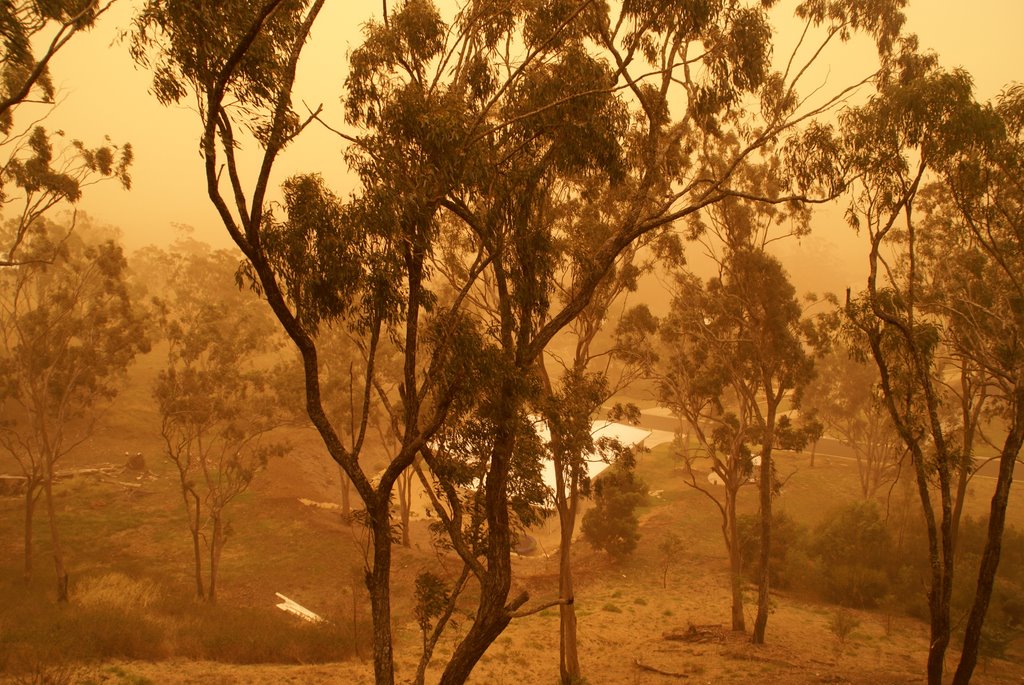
[663,623,726,643]
[633,658,690,679]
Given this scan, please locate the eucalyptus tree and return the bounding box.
[131,0,908,681]
[130,3,538,681]
[0,219,148,601]
[428,0,906,663]
[0,0,132,267]
[152,245,294,603]
[799,344,903,498]
[839,43,1024,684]
[518,201,674,682]
[642,249,814,635]
[919,83,1024,684]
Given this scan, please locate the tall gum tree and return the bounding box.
[798,343,904,499]
[640,247,815,637]
[425,0,906,672]
[152,245,293,603]
[131,3,513,682]
[839,42,1024,684]
[0,220,148,601]
[132,0,908,680]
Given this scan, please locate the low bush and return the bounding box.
[178,605,366,663]
[737,509,809,590]
[0,572,368,667]
[581,466,648,560]
[811,501,894,609]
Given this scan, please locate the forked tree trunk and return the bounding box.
[913,456,952,685]
[439,405,518,684]
[398,469,413,547]
[438,574,514,685]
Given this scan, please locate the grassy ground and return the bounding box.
[1,347,1023,684]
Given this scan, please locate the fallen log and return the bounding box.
[634,658,690,679]
[663,623,725,643]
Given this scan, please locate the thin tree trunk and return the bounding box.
[558,490,581,683]
[726,491,745,632]
[399,470,412,548]
[191,493,205,600]
[43,468,68,602]
[752,409,776,644]
[414,565,470,685]
[23,482,38,584]
[916,463,951,685]
[339,465,351,518]
[208,511,222,604]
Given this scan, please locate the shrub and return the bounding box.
[736,509,809,590]
[72,606,167,660]
[185,605,363,663]
[829,607,860,644]
[414,571,450,647]
[581,466,647,560]
[949,519,1024,658]
[811,501,894,608]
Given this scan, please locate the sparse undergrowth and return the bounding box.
[1,409,1022,683]
[0,573,368,678]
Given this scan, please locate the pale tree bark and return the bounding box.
[339,465,351,518]
[397,464,414,548]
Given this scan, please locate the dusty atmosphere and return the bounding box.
[2,1,1024,684]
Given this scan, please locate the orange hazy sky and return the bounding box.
[21,0,1024,296]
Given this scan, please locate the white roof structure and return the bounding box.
[275,592,324,623]
[536,418,652,495]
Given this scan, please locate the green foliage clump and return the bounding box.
[811,501,893,608]
[737,509,810,590]
[581,465,648,560]
[414,570,450,647]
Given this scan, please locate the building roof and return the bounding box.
[536,418,652,495]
